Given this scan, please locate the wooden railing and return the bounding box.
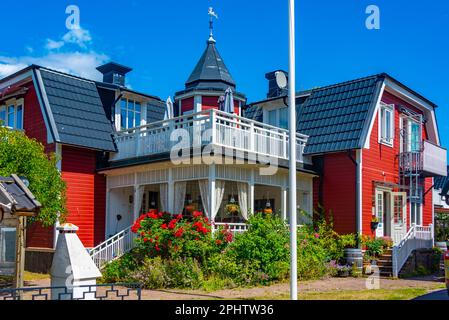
[89,227,136,269]
[392,224,434,278]
[111,109,309,163]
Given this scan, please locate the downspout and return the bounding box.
[347,150,362,248]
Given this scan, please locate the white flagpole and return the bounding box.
[288,0,298,301]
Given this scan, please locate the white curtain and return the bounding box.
[160,184,168,213]
[199,180,210,217]
[174,182,187,215]
[133,186,145,221]
[199,180,225,221]
[237,182,249,221]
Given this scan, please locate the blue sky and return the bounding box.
[1,0,449,146]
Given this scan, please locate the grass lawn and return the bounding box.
[252,286,446,301]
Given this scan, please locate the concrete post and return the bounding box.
[51,224,102,300]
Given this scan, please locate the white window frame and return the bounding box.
[410,202,423,227]
[0,98,24,131]
[378,102,395,147]
[118,98,144,131]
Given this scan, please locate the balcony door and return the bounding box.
[401,116,421,153]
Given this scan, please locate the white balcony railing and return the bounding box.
[400,141,447,177]
[111,109,309,164]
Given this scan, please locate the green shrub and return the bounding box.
[165,258,204,289]
[101,251,141,283]
[131,257,169,289]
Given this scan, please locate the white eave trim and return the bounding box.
[363,82,386,149]
[34,69,60,142]
[384,78,440,146]
[0,70,33,90]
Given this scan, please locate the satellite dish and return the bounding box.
[275,71,288,90]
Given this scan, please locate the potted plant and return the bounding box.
[336,265,352,278]
[225,203,240,216]
[371,216,380,231]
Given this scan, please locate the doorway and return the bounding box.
[375,189,407,244]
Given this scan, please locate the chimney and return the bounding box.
[265,70,288,98]
[96,62,133,87]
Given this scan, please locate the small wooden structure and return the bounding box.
[0,174,41,289]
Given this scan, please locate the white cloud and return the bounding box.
[62,28,92,48]
[45,39,65,50]
[0,51,108,80]
[0,26,108,81]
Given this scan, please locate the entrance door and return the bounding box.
[375,190,386,238]
[391,192,407,245]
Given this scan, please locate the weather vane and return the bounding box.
[208,7,218,42]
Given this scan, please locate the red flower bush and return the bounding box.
[131,211,231,259]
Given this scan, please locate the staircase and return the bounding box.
[391,225,434,278]
[89,226,136,269]
[377,249,394,278]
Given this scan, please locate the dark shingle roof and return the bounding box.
[243,74,386,155]
[147,101,166,124]
[39,69,116,152]
[185,40,236,90]
[243,105,263,123]
[298,74,384,155]
[435,168,449,191]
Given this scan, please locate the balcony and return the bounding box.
[110,109,310,165]
[399,140,447,177]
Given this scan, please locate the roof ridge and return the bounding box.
[308,73,385,93]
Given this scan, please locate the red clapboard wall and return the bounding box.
[61,146,106,248]
[24,83,55,248]
[361,90,433,236]
[321,152,357,235]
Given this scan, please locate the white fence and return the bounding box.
[111,109,309,164]
[89,227,136,269]
[392,224,434,278]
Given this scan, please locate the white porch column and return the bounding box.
[248,169,255,215]
[209,164,216,221]
[281,187,288,221]
[168,168,175,214]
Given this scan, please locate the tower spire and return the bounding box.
[208,7,218,43]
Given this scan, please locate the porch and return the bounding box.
[104,164,314,238]
[109,108,310,165]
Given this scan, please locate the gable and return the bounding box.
[298,75,385,155]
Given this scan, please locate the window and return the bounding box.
[120,98,142,130]
[410,202,422,226]
[380,103,394,146]
[0,100,24,130]
[266,107,289,130]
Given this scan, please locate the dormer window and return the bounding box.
[0,99,23,130]
[120,98,142,130]
[379,103,394,146]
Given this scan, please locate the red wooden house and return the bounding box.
[0,33,446,276]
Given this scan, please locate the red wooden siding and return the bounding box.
[62,146,106,248]
[361,90,433,236]
[321,152,357,235]
[23,82,55,248]
[181,97,194,114]
[202,96,219,111]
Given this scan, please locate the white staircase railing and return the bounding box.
[392,224,434,278]
[89,226,136,269]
